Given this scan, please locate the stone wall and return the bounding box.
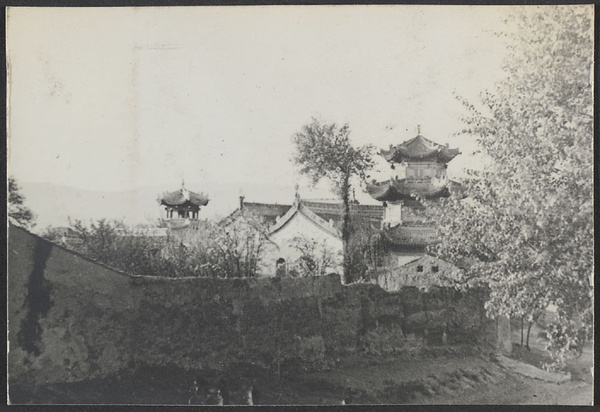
[8,225,499,390]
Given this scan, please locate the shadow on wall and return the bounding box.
[18,237,53,356]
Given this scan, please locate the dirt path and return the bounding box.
[503,319,593,405]
[10,347,593,405]
[274,349,593,405]
[517,379,592,405]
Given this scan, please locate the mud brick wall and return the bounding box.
[8,225,498,389]
[128,274,342,372]
[8,225,140,387]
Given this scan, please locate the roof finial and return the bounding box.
[181,178,185,189]
[417,125,421,135]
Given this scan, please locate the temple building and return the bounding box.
[364,129,465,290]
[220,192,383,277]
[220,128,464,284]
[366,128,462,252]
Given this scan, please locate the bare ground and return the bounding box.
[9,344,593,405]
[272,347,592,405]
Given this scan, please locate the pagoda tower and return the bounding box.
[158,180,209,220]
[366,128,460,250]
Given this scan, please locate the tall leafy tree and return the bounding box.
[426,6,593,367]
[292,118,374,283]
[8,177,36,228]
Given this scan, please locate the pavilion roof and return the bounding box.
[158,186,209,207]
[380,134,460,163]
[366,178,459,202]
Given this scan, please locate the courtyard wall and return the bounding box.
[8,224,499,389]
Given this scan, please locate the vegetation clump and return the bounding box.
[425,6,593,369]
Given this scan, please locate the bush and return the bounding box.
[47,217,269,278]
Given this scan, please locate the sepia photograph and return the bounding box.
[6,4,594,405]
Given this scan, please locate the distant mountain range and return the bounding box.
[18,181,380,232]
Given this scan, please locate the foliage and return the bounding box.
[425,6,593,368]
[288,236,336,277]
[46,215,270,278]
[206,211,270,278]
[8,177,36,228]
[346,217,384,282]
[62,219,174,276]
[292,118,375,283]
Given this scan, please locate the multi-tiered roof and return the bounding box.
[366,179,466,202]
[366,131,462,249]
[379,134,460,164]
[366,133,461,203]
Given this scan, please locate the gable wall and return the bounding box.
[265,212,343,276]
[378,254,461,291]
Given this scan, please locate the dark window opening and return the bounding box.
[432,266,439,273]
[416,265,423,272]
[276,258,287,278]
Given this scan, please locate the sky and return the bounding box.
[7,5,512,196]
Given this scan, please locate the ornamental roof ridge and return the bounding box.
[297,202,343,238]
[268,199,342,239]
[243,201,291,208]
[268,201,300,235]
[380,133,460,163]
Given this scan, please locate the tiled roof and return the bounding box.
[227,199,384,226]
[270,203,343,238]
[380,134,460,163]
[221,198,385,236]
[220,196,446,248]
[366,178,457,202]
[302,201,384,223]
[241,202,292,224]
[158,187,209,207]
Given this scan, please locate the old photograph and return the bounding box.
[6,5,594,405]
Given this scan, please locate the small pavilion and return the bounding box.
[158,181,209,220]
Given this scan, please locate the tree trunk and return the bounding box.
[520,316,524,347]
[341,172,351,284]
[526,321,533,350]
